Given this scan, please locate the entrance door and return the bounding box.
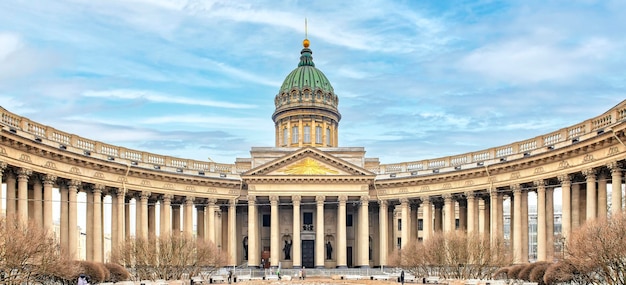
[347,246,353,268]
[302,240,315,268]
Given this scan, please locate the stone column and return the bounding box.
[0,162,5,215]
[422,197,433,241]
[196,205,205,240]
[183,196,194,237]
[17,168,31,223]
[86,188,94,261]
[478,197,486,236]
[583,168,597,221]
[571,182,580,229]
[270,195,280,268]
[378,200,388,266]
[32,176,43,228]
[535,180,547,261]
[358,195,370,268]
[400,198,409,249]
[546,186,555,260]
[597,171,608,218]
[512,185,522,263]
[522,190,529,263]
[111,189,122,247]
[434,202,443,232]
[248,196,258,267]
[5,170,16,217]
[42,174,56,232]
[229,199,238,266]
[559,175,572,239]
[443,194,455,232]
[466,192,476,234]
[93,184,104,262]
[292,195,302,268]
[458,199,467,230]
[59,182,69,252]
[315,195,325,268]
[142,192,151,239]
[337,195,347,268]
[207,198,217,243]
[172,202,181,235]
[125,196,131,238]
[160,194,172,237]
[68,180,80,260]
[148,199,157,237]
[609,161,623,213]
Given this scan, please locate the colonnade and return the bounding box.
[1,160,624,266]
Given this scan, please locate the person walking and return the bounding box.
[228,270,233,284]
[400,270,405,285]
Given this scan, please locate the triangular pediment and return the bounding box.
[242,147,374,177]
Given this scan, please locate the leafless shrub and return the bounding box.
[79,261,108,283]
[507,264,527,280]
[105,263,131,282]
[543,260,575,285]
[111,234,227,281]
[529,262,552,285]
[394,231,511,280]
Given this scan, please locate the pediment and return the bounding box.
[243,147,374,177]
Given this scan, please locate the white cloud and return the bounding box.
[0,32,57,83]
[82,89,257,109]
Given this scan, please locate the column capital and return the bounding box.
[161,193,174,202]
[292,195,301,203]
[68,179,81,189]
[247,195,256,203]
[442,193,453,201]
[184,196,194,204]
[465,191,476,199]
[510,184,521,192]
[338,195,347,203]
[17,168,32,180]
[558,173,572,185]
[43,174,57,186]
[93,184,106,194]
[582,168,597,179]
[208,198,218,205]
[378,199,388,207]
[420,196,433,205]
[270,195,280,203]
[607,161,623,174]
[0,160,7,172]
[399,197,409,205]
[316,195,326,203]
[360,195,370,203]
[140,191,151,200]
[533,179,546,189]
[229,198,238,206]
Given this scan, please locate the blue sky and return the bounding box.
[1,0,624,164]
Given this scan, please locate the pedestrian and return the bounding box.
[228,270,233,284]
[77,274,88,285]
[400,270,405,285]
[302,266,306,280]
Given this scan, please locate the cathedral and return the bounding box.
[1,36,626,268]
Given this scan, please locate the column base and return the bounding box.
[315,266,325,269]
[360,265,370,268]
[336,266,348,269]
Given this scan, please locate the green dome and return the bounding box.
[279,47,334,93]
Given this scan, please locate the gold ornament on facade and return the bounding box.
[282,158,339,175]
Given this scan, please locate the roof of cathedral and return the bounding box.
[278,39,335,94]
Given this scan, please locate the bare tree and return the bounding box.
[565,213,626,285]
[0,215,75,285]
[393,231,511,280]
[112,234,227,281]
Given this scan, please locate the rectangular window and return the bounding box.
[398,218,402,231]
[283,128,288,146]
[292,126,299,144]
[347,214,353,227]
[263,214,270,227]
[303,212,313,225]
[397,238,402,249]
[418,219,423,231]
[326,128,331,145]
[315,126,322,144]
[304,125,311,143]
[455,218,460,229]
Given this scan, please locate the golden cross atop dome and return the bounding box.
[303,18,310,48]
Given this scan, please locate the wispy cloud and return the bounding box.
[82,89,257,109]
